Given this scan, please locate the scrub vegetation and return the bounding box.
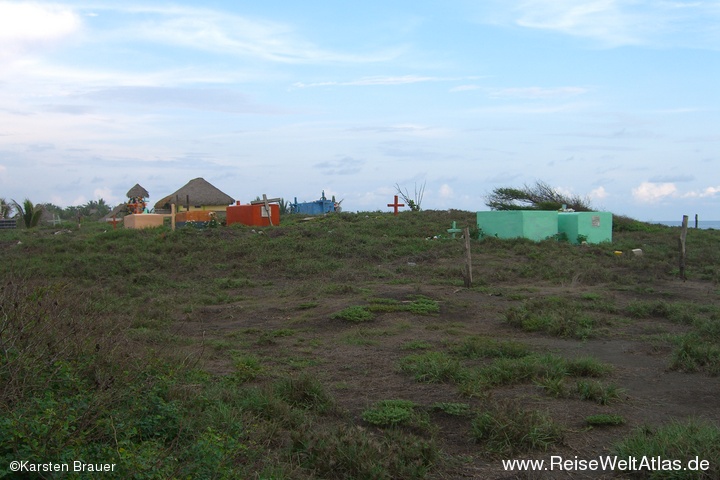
[1,210,719,478]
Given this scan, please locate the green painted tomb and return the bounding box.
[558,212,612,244]
[476,211,558,241]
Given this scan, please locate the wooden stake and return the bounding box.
[463,227,472,288]
[171,204,176,231]
[678,215,688,281]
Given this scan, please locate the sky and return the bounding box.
[1,0,719,222]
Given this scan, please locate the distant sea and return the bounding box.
[653,220,720,230]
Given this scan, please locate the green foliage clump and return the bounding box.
[485,180,592,212]
[670,333,720,375]
[362,399,418,427]
[273,374,334,413]
[471,400,563,455]
[576,380,624,405]
[365,295,440,315]
[331,305,374,323]
[292,424,437,480]
[399,352,466,384]
[401,340,434,350]
[505,296,598,339]
[565,357,614,377]
[431,402,472,417]
[408,297,440,315]
[613,420,720,479]
[232,355,263,383]
[13,198,42,228]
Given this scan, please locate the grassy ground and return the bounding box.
[1,210,719,479]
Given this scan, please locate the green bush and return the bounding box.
[362,399,418,427]
[471,400,563,455]
[331,305,374,323]
[273,374,334,413]
[613,420,720,479]
[292,424,437,479]
[399,352,467,383]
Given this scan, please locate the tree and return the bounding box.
[395,181,426,212]
[485,181,592,212]
[12,199,43,228]
[80,199,111,219]
[0,198,13,219]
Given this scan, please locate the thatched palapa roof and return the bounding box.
[154,177,235,209]
[126,184,149,198]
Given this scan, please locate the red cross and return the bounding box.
[387,195,405,215]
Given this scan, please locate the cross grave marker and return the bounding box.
[387,195,405,215]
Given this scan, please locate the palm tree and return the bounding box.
[12,199,42,228]
[0,198,12,219]
[82,198,111,219]
[96,198,110,217]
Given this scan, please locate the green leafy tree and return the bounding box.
[485,180,592,212]
[12,199,43,228]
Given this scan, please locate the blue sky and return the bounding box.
[1,0,719,221]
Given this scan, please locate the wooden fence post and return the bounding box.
[463,227,472,288]
[679,215,688,281]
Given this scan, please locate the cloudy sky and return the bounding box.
[1,1,719,221]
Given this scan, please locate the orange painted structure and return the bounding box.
[226,203,280,227]
[175,210,212,223]
[124,214,165,229]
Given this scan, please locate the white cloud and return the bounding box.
[476,0,720,48]
[101,5,398,65]
[71,195,88,206]
[0,2,82,60]
[314,156,365,175]
[632,182,678,202]
[293,75,457,89]
[589,186,608,200]
[93,187,118,205]
[439,184,454,198]
[683,186,720,198]
[513,0,641,45]
[632,182,720,203]
[489,86,588,99]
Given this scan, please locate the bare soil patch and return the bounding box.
[181,273,720,479]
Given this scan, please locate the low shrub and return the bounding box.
[471,400,563,455]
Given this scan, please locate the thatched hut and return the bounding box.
[126,184,149,199]
[154,177,235,213]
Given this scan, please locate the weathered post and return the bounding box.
[695,214,699,229]
[171,204,176,231]
[679,215,688,281]
[463,227,472,288]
